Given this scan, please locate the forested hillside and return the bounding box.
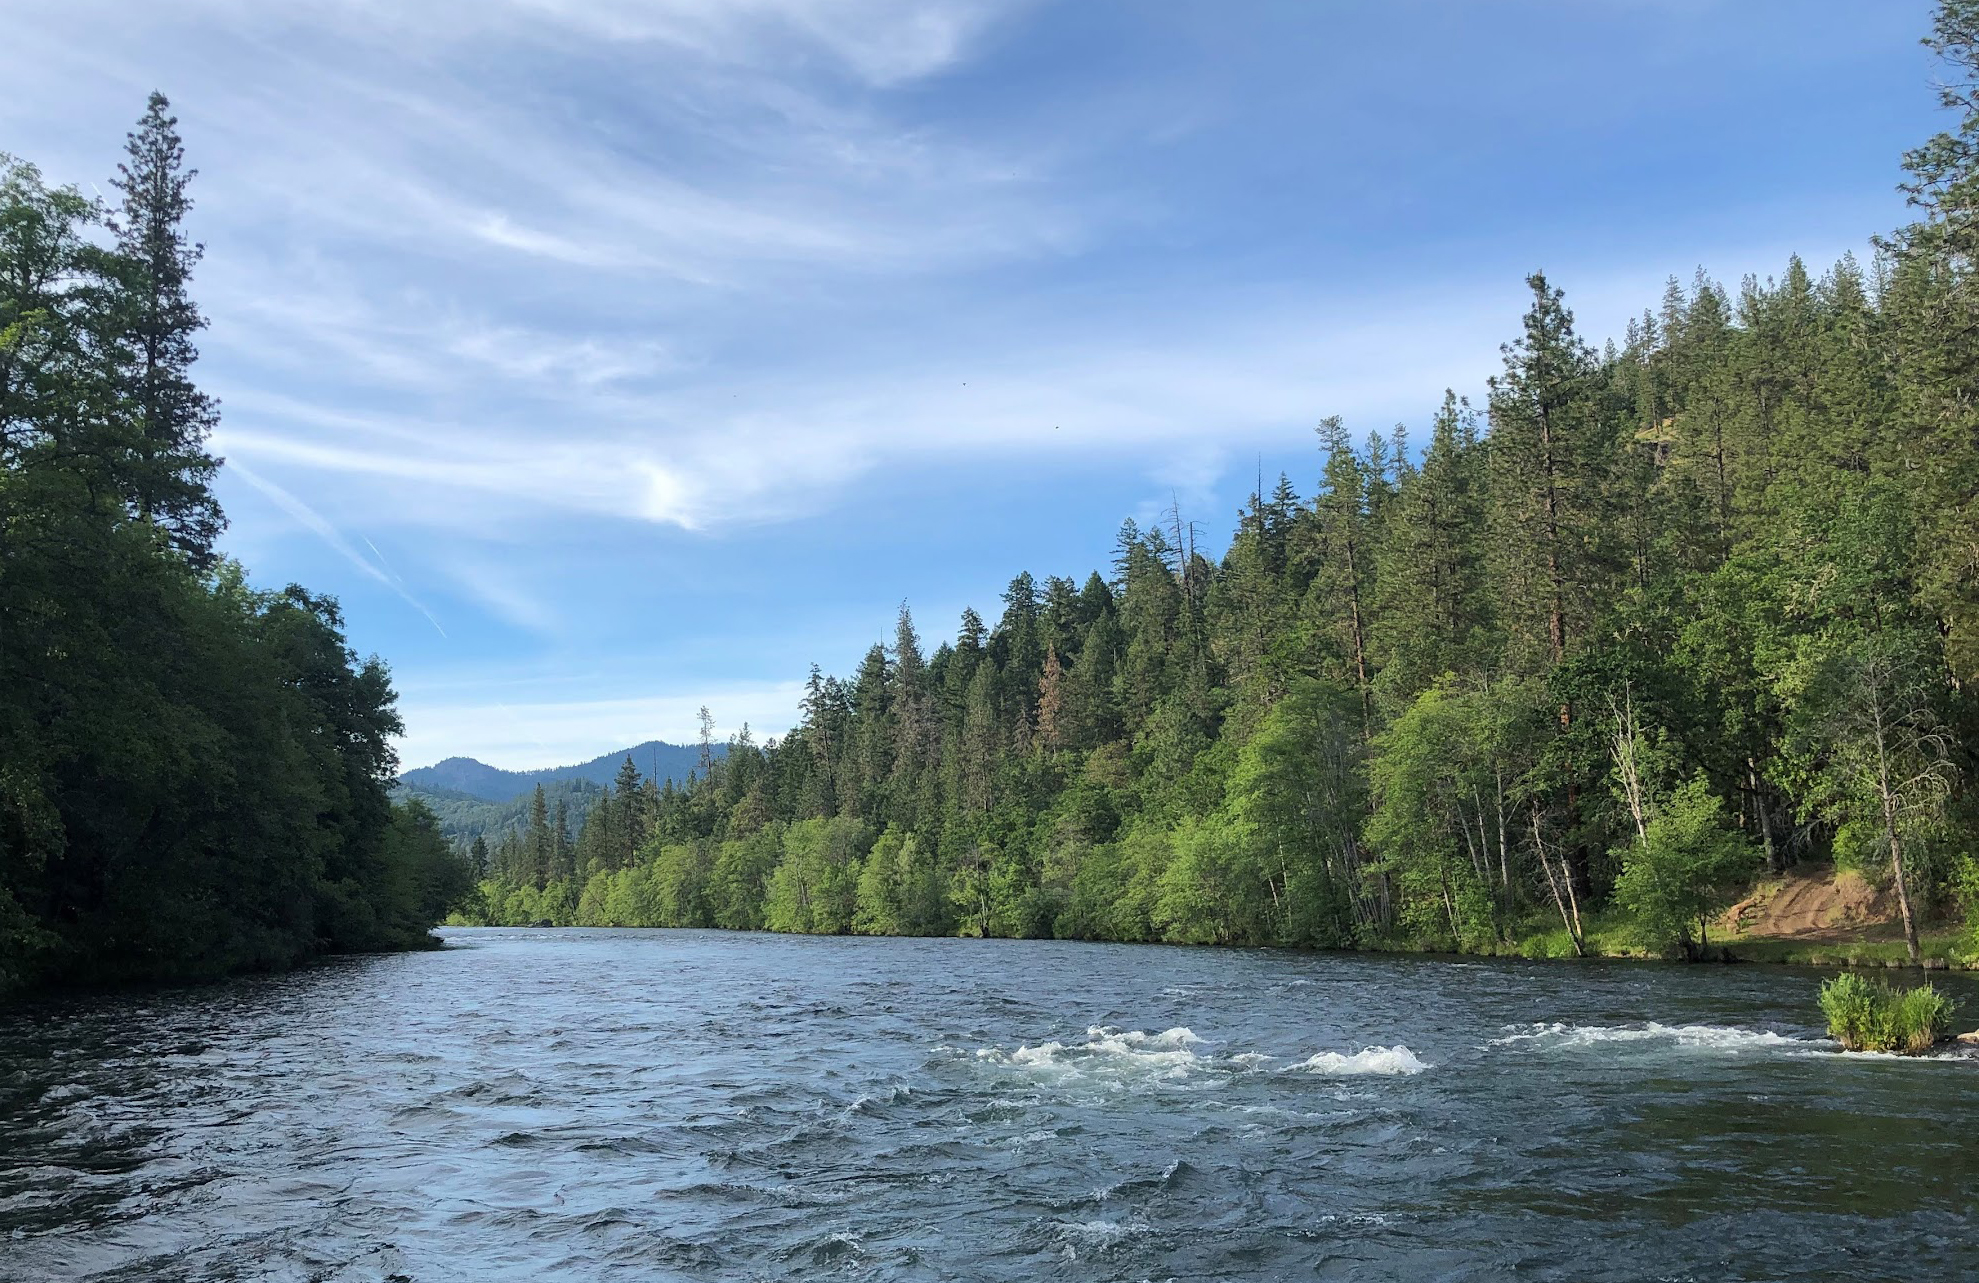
[0,98,468,994]
[399,778,601,847]
[400,739,714,801]
[460,8,1979,965]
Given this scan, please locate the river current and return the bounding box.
[2,928,1975,1281]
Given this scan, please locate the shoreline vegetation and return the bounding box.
[450,892,1979,973]
[448,4,1979,977]
[14,7,1979,1000]
[0,101,469,997]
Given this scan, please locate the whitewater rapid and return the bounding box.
[967,1024,1433,1087]
[3,930,1975,1281]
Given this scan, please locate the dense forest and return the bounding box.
[393,738,717,847]
[400,778,604,848]
[461,7,1979,965]
[0,97,468,994]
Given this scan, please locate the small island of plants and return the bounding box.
[1817,973,1961,1055]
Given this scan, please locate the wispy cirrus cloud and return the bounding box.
[0,0,1920,766]
[208,255,1865,538]
[227,460,449,637]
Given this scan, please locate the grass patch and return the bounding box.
[1504,911,1662,961]
[1817,973,1961,1054]
[1725,934,1972,968]
[1359,912,1977,970]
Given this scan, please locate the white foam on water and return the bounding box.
[1056,1216,1153,1259]
[1490,1022,1835,1056]
[1286,1046,1431,1076]
[973,1027,1436,1088]
[976,1026,1206,1083]
[1065,1218,1141,1242]
[1004,1128,1063,1147]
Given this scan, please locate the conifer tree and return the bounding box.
[526,785,552,889]
[111,92,222,563]
[1305,416,1378,735]
[551,797,572,882]
[1370,393,1490,711]
[1487,274,1614,672]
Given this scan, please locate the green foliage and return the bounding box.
[1368,679,1538,949]
[447,6,1979,966]
[1227,678,1365,946]
[397,778,602,848]
[853,827,948,936]
[709,829,781,931]
[1152,813,1265,945]
[1818,973,1960,1054]
[1778,614,1957,962]
[1816,974,1877,1051]
[0,109,469,995]
[1612,777,1759,956]
[764,818,868,934]
[1954,855,1979,955]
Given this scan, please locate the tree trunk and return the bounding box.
[1344,532,1373,738]
[1531,807,1584,956]
[1882,789,1923,966]
[1748,757,1779,874]
[1871,693,1923,966]
[1495,771,1512,893]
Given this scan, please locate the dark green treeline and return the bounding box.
[0,98,469,995]
[464,4,1979,964]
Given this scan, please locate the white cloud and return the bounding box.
[440,557,567,639]
[249,0,1012,87]
[187,276,1549,535]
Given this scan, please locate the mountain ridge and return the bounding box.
[400,739,720,802]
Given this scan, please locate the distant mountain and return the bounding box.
[398,739,719,802]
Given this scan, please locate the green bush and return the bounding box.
[1955,855,1979,958]
[1818,973,1877,1049]
[1818,973,1959,1054]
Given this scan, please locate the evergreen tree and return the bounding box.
[1487,274,1618,671]
[526,785,552,889]
[110,92,222,562]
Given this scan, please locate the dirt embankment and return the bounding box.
[1719,866,1896,942]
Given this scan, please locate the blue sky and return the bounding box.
[1,0,1943,769]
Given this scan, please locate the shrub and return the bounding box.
[1954,855,1979,958]
[1818,973,1877,1049]
[1887,984,1959,1054]
[1818,973,1959,1053]
[1613,777,1758,958]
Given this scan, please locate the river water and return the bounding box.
[2,929,1975,1282]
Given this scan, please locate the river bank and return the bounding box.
[459,861,1977,973]
[1464,865,1979,971]
[1363,921,1979,971]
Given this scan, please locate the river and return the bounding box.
[2,928,1975,1281]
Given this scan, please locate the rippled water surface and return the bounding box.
[3,929,1977,1281]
